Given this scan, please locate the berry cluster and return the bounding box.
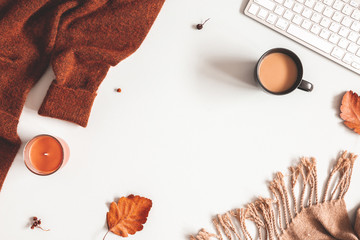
[30,217,49,231]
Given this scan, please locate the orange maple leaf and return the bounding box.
[340,90,360,134]
[104,195,152,239]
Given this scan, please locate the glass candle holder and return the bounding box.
[24,135,70,176]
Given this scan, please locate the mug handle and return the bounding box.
[297,80,313,92]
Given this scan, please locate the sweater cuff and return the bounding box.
[0,137,21,191]
[38,81,97,127]
[0,110,20,143]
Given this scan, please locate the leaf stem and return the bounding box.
[37,226,50,231]
[203,18,210,25]
[103,230,109,240]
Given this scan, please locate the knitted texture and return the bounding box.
[38,0,165,126]
[191,152,360,240]
[0,0,165,191]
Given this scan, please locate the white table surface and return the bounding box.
[1,0,360,239]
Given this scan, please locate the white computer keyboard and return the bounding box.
[245,0,360,75]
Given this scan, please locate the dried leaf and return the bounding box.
[105,195,152,238]
[340,90,360,134]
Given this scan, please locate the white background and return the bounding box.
[1,0,360,239]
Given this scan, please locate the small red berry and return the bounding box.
[196,24,203,30]
[196,18,210,30]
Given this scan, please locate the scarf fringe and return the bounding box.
[190,151,357,240]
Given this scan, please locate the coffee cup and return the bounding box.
[255,48,313,95]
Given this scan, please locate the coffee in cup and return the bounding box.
[255,48,313,95]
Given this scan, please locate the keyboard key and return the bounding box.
[323,7,334,17]
[284,0,295,8]
[314,2,325,13]
[333,0,345,10]
[311,12,322,23]
[339,38,350,48]
[352,54,360,64]
[332,12,343,22]
[342,5,354,16]
[329,33,341,44]
[351,62,360,69]
[323,0,335,6]
[293,3,304,13]
[351,21,360,32]
[292,14,303,24]
[320,17,331,27]
[254,0,275,10]
[284,9,294,20]
[343,53,353,64]
[274,5,285,15]
[339,26,350,37]
[301,19,312,29]
[350,0,359,8]
[341,16,353,27]
[320,29,331,39]
[331,47,345,59]
[258,8,269,19]
[347,43,358,53]
[310,24,322,34]
[351,9,360,20]
[302,8,312,18]
[356,48,360,56]
[275,0,285,4]
[287,24,334,53]
[248,4,260,15]
[266,13,278,24]
[276,18,290,30]
[348,32,359,42]
[305,0,315,8]
[329,22,341,32]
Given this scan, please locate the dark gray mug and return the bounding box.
[255,48,313,95]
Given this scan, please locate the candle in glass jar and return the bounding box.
[24,135,69,175]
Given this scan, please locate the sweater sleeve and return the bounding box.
[38,0,165,127]
[0,0,65,190]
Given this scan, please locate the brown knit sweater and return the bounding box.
[0,0,165,190]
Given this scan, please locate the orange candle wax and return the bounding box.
[24,135,69,175]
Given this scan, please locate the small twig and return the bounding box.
[103,230,110,240]
[37,226,50,231]
[203,18,210,25]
